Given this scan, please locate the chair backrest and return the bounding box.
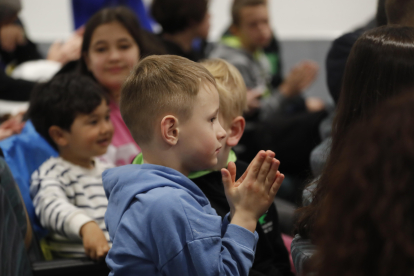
[0,156,33,276]
[0,120,58,237]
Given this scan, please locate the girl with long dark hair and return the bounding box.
[314,93,414,275]
[293,25,414,272]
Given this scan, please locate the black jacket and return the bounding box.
[191,159,293,276]
[0,20,41,102]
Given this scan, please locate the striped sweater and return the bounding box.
[30,157,113,258]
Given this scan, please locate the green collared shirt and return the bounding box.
[132,150,237,179]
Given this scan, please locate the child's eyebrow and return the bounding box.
[210,107,219,117]
[88,114,99,119]
[117,38,132,43]
[93,40,107,46]
[88,110,110,118]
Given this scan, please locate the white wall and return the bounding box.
[209,0,378,41]
[19,0,73,42]
[271,0,377,39]
[19,0,377,43]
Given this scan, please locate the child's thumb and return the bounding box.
[221,168,232,192]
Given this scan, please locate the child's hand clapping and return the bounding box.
[80,221,110,260]
[279,60,319,97]
[221,150,284,232]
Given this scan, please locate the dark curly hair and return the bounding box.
[296,25,414,240]
[28,73,108,151]
[312,93,414,276]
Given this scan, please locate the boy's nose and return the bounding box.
[217,123,226,141]
[101,120,114,135]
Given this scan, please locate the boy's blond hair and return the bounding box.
[232,0,267,26]
[201,59,247,126]
[121,55,216,144]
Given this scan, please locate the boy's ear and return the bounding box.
[160,115,179,146]
[48,126,69,147]
[226,116,245,147]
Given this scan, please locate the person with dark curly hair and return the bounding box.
[292,25,414,274]
[151,0,210,61]
[312,92,414,276]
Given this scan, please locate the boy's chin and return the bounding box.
[211,158,228,171]
[189,158,218,173]
[93,148,109,158]
[255,38,271,48]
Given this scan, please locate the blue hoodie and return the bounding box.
[104,164,259,276]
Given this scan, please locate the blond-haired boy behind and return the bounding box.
[192,59,294,276]
[103,55,284,276]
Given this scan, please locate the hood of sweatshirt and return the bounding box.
[103,164,209,240]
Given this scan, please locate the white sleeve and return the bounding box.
[30,165,93,240]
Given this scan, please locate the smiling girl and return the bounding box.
[79,7,165,166]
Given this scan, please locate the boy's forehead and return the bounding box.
[239,4,268,22]
[198,81,219,99]
[76,99,109,118]
[196,82,219,107]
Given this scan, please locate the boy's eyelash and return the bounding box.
[210,117,216,122]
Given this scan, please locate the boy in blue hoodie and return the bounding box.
[103,55,284,276]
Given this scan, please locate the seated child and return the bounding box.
[29,73,114,259]
[209,0,321,113]
[196,59,293,275]
[103,55,284,275]
[133,58,294,275]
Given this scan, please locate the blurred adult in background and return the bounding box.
[0,0,86,141]
[0,0,38,102]
[151,0,210,61]
[0,0,84,103]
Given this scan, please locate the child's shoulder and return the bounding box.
[145,185,198,210]
[94,157,115,172]
[33,156,68,177]
[33,156,105,180]
[209,42,251,66]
